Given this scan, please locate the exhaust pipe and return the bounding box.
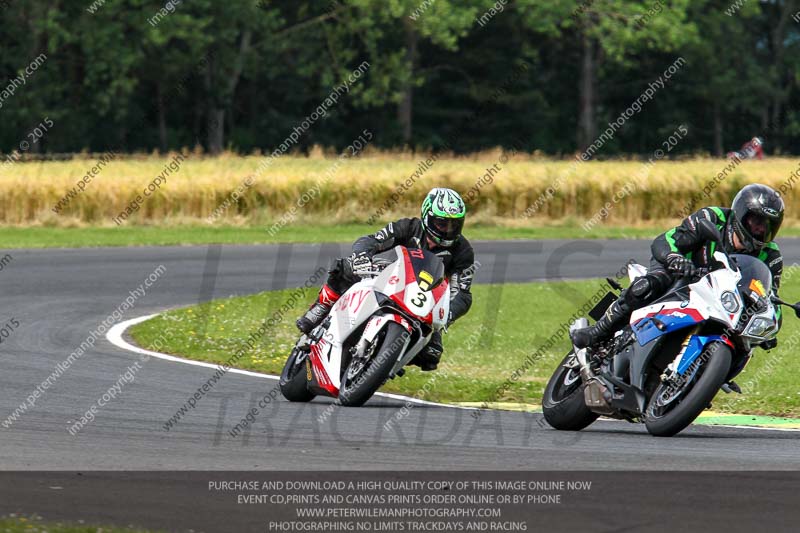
[570,318,614,414]
[576,348,594,381]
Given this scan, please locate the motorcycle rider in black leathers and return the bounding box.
[570,184,785,364]
[296,188,475,371]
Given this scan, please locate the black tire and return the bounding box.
[542,353,599,431]
[280,349,315,402]
[338,322,409,407]
[645,342,732,437]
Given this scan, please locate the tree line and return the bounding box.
[1,0,799,157]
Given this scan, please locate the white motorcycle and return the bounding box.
[543,219,800,436]
[280,245,450,406]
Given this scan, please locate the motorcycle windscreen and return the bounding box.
[405,248,445,291]
[731,253,772,300]
[373,247,445,290]
[372,248,399,267]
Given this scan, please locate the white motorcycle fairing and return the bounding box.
[306,246,450,396]
[628,252,777,377]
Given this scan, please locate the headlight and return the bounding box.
[745,317,776,338]
[721,291,740,313]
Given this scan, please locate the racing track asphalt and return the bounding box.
[2,238,800,470]
[1,239,800,530]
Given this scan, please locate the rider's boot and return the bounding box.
[411,330,443,371]
[296,284,339,334]
[570,298,631,350]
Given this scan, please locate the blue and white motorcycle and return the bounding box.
[543,220,800,436]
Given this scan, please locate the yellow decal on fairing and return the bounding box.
[419,270,433,284]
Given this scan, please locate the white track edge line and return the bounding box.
[107,315,800,430]
[107,314,475,410]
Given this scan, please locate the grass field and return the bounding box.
[130,272,800,417]
[4,153,800,228]
[7,222,800,249]
[8,223,800,249]
[0,223,669,248]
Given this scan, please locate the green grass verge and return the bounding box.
[5,223,800,249]
[129,274,800,417]
[0,516,159,533]
[0,223,665,249]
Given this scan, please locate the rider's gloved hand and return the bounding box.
[666,253,696,278]
[760,338,778,350]
[348,251,372,277]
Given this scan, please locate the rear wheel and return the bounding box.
[542,353,599,431]
[338,322,409,407]
[645,342,731,437]
[280,347,315,402]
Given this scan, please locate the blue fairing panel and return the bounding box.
[633,311,702,346]
[677,335,728,375]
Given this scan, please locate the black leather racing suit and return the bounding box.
[327,217,475,324]
[577,206,783,359]
[646,206,782,311]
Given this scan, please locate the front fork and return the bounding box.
[351,313,416,379]
[660,326,699,384]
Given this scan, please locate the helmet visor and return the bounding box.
[433,217,463,239]
[430,216,464,243]
[742,213,776,244]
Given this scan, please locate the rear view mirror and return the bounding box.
[769,295,800,319]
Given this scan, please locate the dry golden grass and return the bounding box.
[4,150,799,226]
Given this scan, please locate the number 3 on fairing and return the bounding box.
[410,292,427,307]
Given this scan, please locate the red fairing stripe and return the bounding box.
[388,247,450,324]
[389,247,415,315]
[390,291,406,312]
[391,314,413,332]
[634,306,735,348]
[419,310,433,325]
[640,307,705,322]
[309,342,338,396]
[431,279,448,301]
[420,279,450,325]
[719,336,734,348]
[400,247,416,285]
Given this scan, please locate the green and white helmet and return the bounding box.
[421,188,466,247]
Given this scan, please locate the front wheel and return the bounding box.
[280,348,315,402]
[645,342,732,437]
[338,322,409,407]
[542,353,599,431]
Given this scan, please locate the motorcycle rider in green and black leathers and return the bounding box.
[296,188,475,371]
[570,184,785,363]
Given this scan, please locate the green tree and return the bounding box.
[517,0,698,154]
[317,0,485,144]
